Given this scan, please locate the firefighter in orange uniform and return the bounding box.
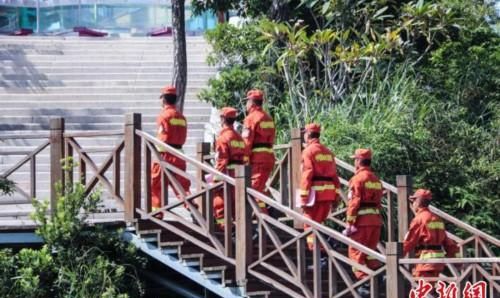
[151,85,192,219]
[213,107,247,229]
[299,123,341,250]
[242,89,276,214]
[345,148,383,288]
[404,189,460,279]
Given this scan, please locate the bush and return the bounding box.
[0,181,146,297]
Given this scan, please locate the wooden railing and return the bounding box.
[0,118,125,216]
[0,132,50,204]
[124,114,389,297]
[1,113,498,297]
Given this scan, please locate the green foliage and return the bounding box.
[200,0,500,237]
[0,177,15,196]
[0,179,146,297]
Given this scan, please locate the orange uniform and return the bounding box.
[243,100,275,213]
[151,103,191,212]
[346,160,384,280]
[213,124,246,228]
[404,207,460,278]
[299,126,341,250]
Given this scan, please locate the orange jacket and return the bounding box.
[403,207,459,272]
[156,104,187,147]
[242,106,275,165]
[300,139,340,203]
[215,126,246,174]
[346,166,383,227]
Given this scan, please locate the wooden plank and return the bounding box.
[290,128,302,229]
[235,165,251,288]
[397,175,412,242]
[386,242,404,298]
[124,113,141,222]
[143,142,152,213]
[30,156,36,199]
[63,130,123,138]
[1,141,49,178]
[113,150,121,198]
[312,234,321,298]
[50,118,64,214]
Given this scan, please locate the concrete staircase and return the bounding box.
[0,36,215,219]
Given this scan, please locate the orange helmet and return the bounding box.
[220,107,238,119]
[246,89,264,101]
[409,189,432,201]
[304,123,321,133]
[161,85,176,95]
[351,148,372,160]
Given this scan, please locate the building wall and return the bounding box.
[0,1,216,34]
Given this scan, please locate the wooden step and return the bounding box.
[181,253,204,269]
[159,240,184,258]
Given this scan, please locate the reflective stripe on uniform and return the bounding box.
[230,140,245,149]
[315,154,333,162]
[169,118,186,126]
[306,235,314,244]
[259,121,275,129]
[347,215,357,222]
[454,253,461,258]
[358,208,380,215]
[300,189,310,196]
[215,218,225,225]
[252,147,274,153]
[366,255,376,260]
[258,202,266,208]
[426,221,445,230]
[420,251,445,259]
[312,184,336,192]
[364,181,382,190]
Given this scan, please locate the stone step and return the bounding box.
[0,37,207,44]
[1,66,214,74]
[0,54,209,61]
[0,48,212,55]
[0,79,210,88]
[0,92,205,99]
[0,114,209,125]
[0,61,215,67]
[0,100,211,108]
[0,107,212,117]
[0,122,206,132]
[0,73,214,80]
[0,86,209,94]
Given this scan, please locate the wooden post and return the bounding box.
[196,142,210,218]
[312,235,322,298]
[124,113,142,223]
[386,242,404,298]
[290,128,303,229]
[235,165,251,293]
[50,118,64,214]
[397,175,412,242]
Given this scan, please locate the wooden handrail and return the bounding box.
[0,134,49,140]
[429,206,500,246]
[399,257,500,264]
[135,129,236,184]
[63,130,124,138]
[336,158,500,246]
[247,188,387,263]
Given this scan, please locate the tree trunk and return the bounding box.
[172,0,187,112]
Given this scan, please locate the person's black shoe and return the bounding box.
[356,282,371,298]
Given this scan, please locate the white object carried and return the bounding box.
[205,174,214,184]
[295,188,316,207]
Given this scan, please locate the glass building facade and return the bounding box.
[0,0,216,35]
